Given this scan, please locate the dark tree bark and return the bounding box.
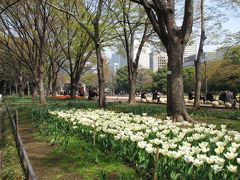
[95,44,106,108]
[194,0,206,110]
[131,0,195,122]
[35,1,48,105]
[9,82,12,95]
[15,81,18,96]
[32,84,38,102]
[18,72,25,97]
[93,0,106,108]
[51,61,58,96]
[26,77,30,96]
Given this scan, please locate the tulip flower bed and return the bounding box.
[48,108,240,179]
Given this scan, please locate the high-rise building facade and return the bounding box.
[183,36,197,67]
[149,52,168,72]
[133,40,151,69]
[109,53,127,75]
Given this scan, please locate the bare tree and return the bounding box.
[0,0,51,104]
[131,0,195,122]
[194,0,206,109]
[0,35,29,97]
[44,0,114,108]
[44,23,66,96]
[47,1,96,98]
[110,0,153,104]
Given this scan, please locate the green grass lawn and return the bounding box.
[4,95,240,131]
[45,138,137,180]
[0,110,25,179]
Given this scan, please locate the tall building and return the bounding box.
[150,36,196,69]
[134,40,151,69]
[109,41,151,74]
[183,36,197,67]
[149,52,168,72]
[109,53,127,75]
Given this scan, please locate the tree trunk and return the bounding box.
[92,0,105,108]
[194,60,202,110]
[15,81,18,96]
[47,70,52,96]
[70,76,78,98]
[18,73,24,97]
[32,84,37,102]
[194,0,205,110]
[3,81,6,95]
[96,44,106,108]
[51,62,58,96]
[52,80,57,96]
[9,82,12,95]
[37,65,46,104]
[167,42,195,123]
[129,77,136,104]
[26,79,30,96]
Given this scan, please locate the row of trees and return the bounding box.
[115,55,240,96]
[0,0,239,122]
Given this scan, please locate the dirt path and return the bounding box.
[18,117,81,180]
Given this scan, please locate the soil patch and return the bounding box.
[18,118,82,179]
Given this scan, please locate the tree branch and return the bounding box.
[181,0,193,43]
[42,0,95,42]
[0,0,21,14]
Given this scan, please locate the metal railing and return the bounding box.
[5,104,37,180]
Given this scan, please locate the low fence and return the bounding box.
[5,105,37,180]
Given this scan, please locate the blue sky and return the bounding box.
[105,2,240,57]
[204,15,240,52]
[204,1,240,52]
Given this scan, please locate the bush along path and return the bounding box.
[0,107,24,179]
[17,109,138,180]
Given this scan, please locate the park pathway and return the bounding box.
[17,112,81,180]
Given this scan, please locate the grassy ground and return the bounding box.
[0,108,25,179]
[4,95,240,131]
[17,109,138,179]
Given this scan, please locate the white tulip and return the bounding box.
[137,141,147,149]
[214,157,225,166]
[206,157,215,164]
[184,155,193,163]
[216,141,227,147]
[197,154,207,162]
[221,125,227,129]
[145,146,154,154]
[227,165,237,173]
[211,165,223,174]
[191,146,201,154]
[193,159,204,167]
[237,158,240,164]
[152,138,161,145]
[224,152,238,160]
[202,147,210,153]
[231,142,240,149]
